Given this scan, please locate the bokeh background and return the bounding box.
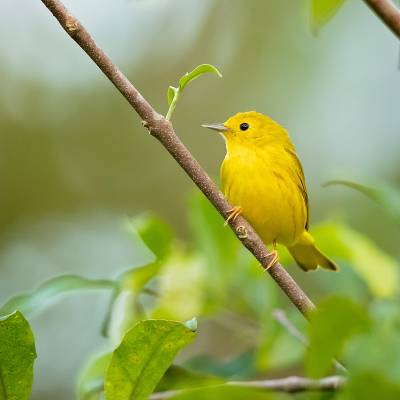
[1,0,400,398]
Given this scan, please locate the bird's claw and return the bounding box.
[224,206,242,226]
[265,249,279,270]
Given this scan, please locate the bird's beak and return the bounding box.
[201,123,228,132]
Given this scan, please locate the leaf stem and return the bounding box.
[165,90,180,121]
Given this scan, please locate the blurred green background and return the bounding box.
[1,0,400,398]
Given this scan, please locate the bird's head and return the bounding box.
[202,111,289,147]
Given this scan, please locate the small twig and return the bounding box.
[273,309,308,346]
[149,376,346,399]
[273,309,348,374]
[228,375,346,392]
[363,0,400,38]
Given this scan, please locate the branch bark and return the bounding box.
[363,0,400,38]
[149,376,346,399]
[40,0,316,317]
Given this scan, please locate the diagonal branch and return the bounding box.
[363,0,400,38]
[40,0,316,317]
[149,376,346,399]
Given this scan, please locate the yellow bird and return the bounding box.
[202,111,338,272]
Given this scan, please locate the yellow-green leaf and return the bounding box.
[312,222,399,298]
[178,64,222,91]
[104,319,196,400]
[167,86,177,106]
[311,0,346,34]
[0,312,37,400]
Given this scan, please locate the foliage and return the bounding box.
[166,64,222,120]
[104,320,196,400]
[325,179,400,225]
[0,275,116,317]
[2,191,400,398]
[306,296,370,377]
[0,312,36,400]
[310,0,347,34]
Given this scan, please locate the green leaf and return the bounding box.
[343,372,400,400]
[188,192,239,287]
[151,252,206,321]
[129,214,173,261]
[0,275,116,317]
[311,0,346,34]
[169,386,276,400]
[343,300,400,383]
[104,319,196,400]
[312,222,400,299]
[166,63,222,120]
[325,180,400,223]
[155,365,224,392]
[167,86,178,106]
[77,352,112,400]
[306,296,370,377]
[178,64,222,92]
[0,311,36,400]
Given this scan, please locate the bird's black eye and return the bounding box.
[240,122,249,131]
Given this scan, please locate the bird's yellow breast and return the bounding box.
[221,143,307,246]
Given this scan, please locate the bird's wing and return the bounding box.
[285,148,309,230]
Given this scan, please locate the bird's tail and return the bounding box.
[287,231,338,272]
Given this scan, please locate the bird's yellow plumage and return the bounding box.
[203,111,337,271]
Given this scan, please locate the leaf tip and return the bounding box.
[184,317,198,332]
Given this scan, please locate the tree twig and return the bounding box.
[228,375,346,392]
[40,0,316,318]
[363,0,400,38]
[273,309,308,345]
[149,376,346,399]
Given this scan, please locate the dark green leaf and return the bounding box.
[343,372,400,400]
[311,0,346,34]
[0,275,116,317]
[130,214,173,261]
[186,350,256,380]
[0,311,36,400]
[306,296,370,377]
[188,192,238,269]
[104,319,196,400]
[178,64,222,91]
[343,300,400,383]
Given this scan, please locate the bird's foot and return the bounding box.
[265,241,278,270]
[224,206,242,226]
[265,249,279,270]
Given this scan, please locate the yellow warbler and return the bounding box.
[203,111,337,271]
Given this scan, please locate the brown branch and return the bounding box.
[149,376,346,399]
[363,0,400,38]
[40,0,316,317]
